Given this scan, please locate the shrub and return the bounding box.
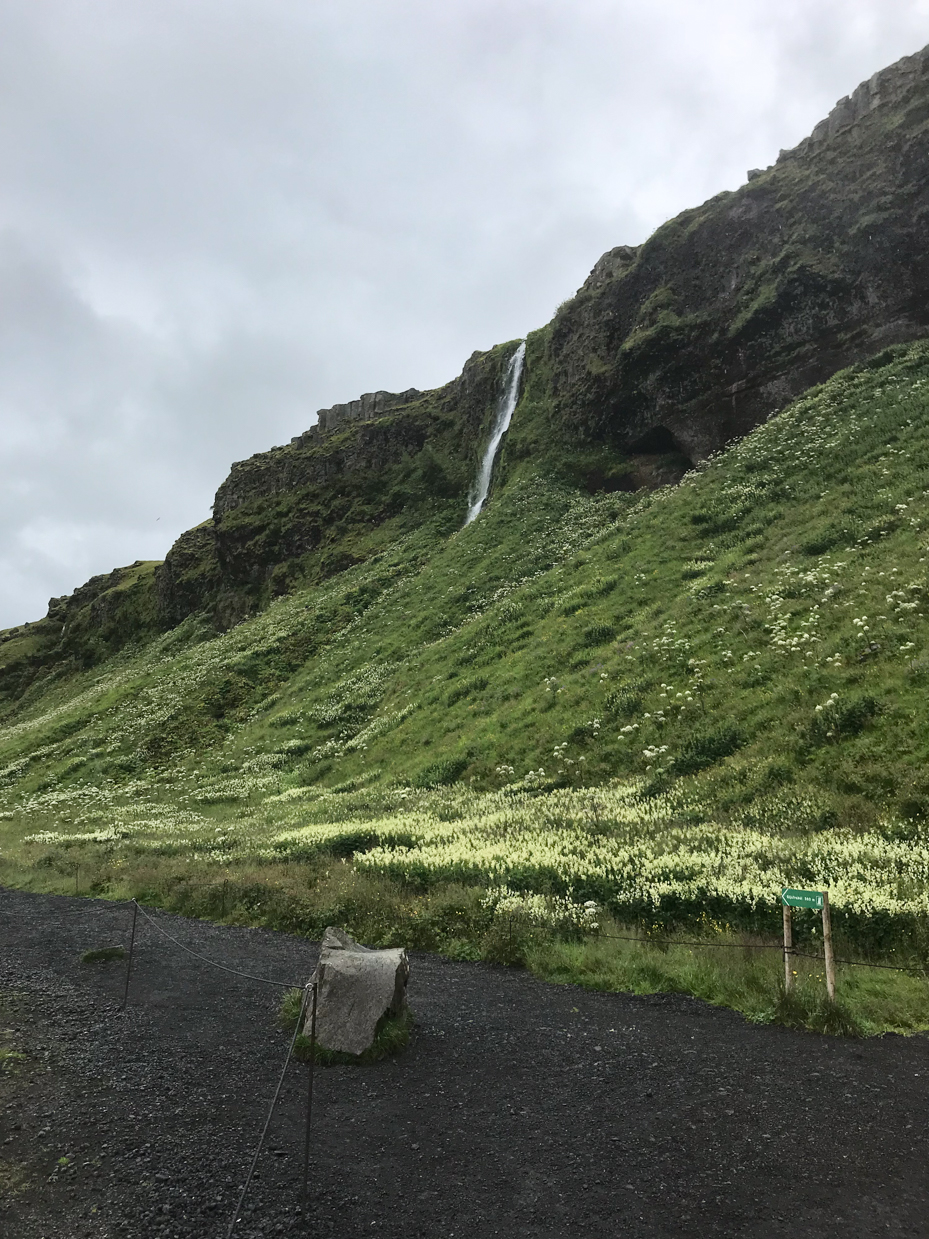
[809,694,880,745]
[604,683,643,717]
[480,915,541,967]
[446,676,488,706]
[689,578,726,599]
[833,695,880,736]
[581,623,617,647]
[675,726,745,776]
[799,522,858,555]
[413,757,469,788]
[690,504,740,533]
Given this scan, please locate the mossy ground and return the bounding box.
[79,946,126,965]
[6,344,929,1032]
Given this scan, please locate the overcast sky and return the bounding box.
[2,0,929,627]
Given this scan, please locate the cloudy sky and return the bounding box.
[2,0,929,627]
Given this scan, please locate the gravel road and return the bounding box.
[1,887,928,1238]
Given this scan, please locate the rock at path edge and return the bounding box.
[308,926,409,1056]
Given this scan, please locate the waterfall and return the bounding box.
[464,341,526,526]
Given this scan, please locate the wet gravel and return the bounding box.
[2,886,929,1238]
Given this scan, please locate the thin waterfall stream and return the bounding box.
[463,341,526,525]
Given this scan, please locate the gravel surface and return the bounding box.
[2,887,929,1238]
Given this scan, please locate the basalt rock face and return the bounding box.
[154,524,224,630]
[540,43,929,465]
[290,387,424,446]
[154,343,520,626]
[0,561,160,701]
[8,43,929,668]
[212,349,513,521]
[41,563,159,660]
[211,397,430,520]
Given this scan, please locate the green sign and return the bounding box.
[782,887,824,910]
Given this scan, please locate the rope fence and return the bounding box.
[225,984,312,1239]
[83,891,927,1233]
[60,862,925,980]
[122,887,926,980]
[594,929,926,975]
[116,899,318,1236]
[130,899,303,988]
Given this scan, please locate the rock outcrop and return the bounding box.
[0,559,161,700]
[150,340,520,626]
[580,245,640,294]
[532,42,929,468]
[780,44,929,161]
[309,927,410,1057]
[290,387,424,448]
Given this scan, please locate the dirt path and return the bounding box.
[1,887,928,1239]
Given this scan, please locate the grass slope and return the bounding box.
[5,342,929,1031]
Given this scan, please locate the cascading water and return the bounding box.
[464,340,526,525]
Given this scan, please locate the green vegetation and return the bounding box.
[79,946,126,965]
[279,989,414,1064]
[6,343,929,1032]
[0,1046,26,1073]
[0,1160,30,1200]
[533,925,929,1037]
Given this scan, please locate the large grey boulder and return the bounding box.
[308,927,409,1056]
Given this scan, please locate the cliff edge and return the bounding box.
[5,42,929,701]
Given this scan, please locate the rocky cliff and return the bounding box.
[6,41,929,696]
[150,40,929,618]
[156,340,521,627]
[291,387,424,445]
[525,43,929,465]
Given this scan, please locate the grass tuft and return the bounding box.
[79,946,126,965]
[769,988,864,1037]
[280,988,414,1064]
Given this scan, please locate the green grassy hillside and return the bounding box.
[5,342,929,1031]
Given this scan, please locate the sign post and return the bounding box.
[781,887,835,1001]
[781,888,824,911]
[821,890,836,1002]
[782,887,842,1001]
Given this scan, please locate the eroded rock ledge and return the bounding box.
[290,386,424,448]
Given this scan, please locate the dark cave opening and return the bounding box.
[627,424,691,461]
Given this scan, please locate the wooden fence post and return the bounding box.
[782,900,793,993]
[822,889,836,1002]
